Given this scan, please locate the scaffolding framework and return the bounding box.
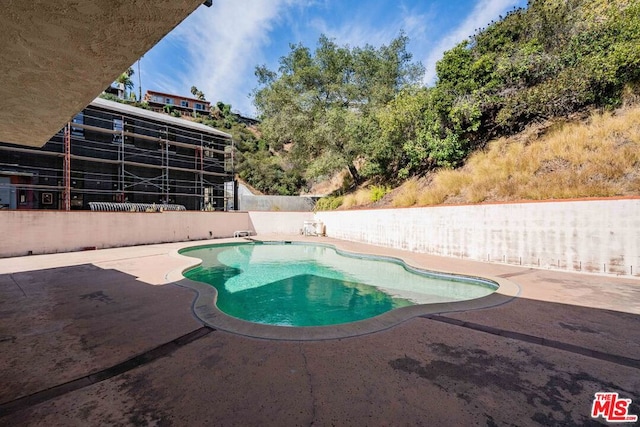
[0,102,234,211]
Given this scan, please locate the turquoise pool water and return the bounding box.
[180,242,497,327]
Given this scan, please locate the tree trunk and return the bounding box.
[347,163,361,186]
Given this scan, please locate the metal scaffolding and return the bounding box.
[0,100,234,211]
[63,123,71,211]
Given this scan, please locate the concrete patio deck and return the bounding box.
[0,236,638,426]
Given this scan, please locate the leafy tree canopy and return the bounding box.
[190,86,206,101]
[253,33,423,186]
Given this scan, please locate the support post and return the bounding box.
[63,123,71,211]
[164,125,170,204]
[120,116,125,200]
[196,141,203,210]
[233,179,238,211]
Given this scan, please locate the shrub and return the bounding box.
[314,196,344,211]
[369,185,391,202]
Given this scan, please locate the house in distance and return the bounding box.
[144,90,212,118]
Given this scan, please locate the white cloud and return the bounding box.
[311,18,396,49]
[159,0,310,117]
[421,0,523,85]
[309,3,431,51]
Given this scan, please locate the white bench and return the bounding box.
[233,230,253,238]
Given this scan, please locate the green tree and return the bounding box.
[253,34,423,188]
[190,86,206,101]
[373,87,429,178]
[116,67,134,98]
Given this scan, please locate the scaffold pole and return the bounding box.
[63,123,71,211]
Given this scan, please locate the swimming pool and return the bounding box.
[179,242,498,327]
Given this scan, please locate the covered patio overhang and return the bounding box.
[0,0,208,148]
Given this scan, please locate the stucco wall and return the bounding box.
[0,211,250,258]
[315,199,640,276]
[248,211,315,235]
[239,195,316,212]
[3,200,639,278]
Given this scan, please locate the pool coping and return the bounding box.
[166,238,521,341]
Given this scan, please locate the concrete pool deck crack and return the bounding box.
[9,274,27,297]
[496,269,537,279]
[422,315,640,369]
[0,326,215,417]
[298,344,317,425]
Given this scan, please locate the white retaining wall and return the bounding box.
[0,211,250,258]
[3,200,639,277]
[315,199,640,276]
[248,211,314,235]
[239,195,316,212]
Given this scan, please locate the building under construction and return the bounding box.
[0,97,235,211]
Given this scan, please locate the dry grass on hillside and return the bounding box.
[339,185,391,209]
[305,170,351,196]
[314,106,640,210]
[389,106,640,207]
[342,188,372,208]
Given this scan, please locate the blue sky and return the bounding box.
[137,0,527,117]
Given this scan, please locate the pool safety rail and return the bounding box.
[89,202,186,212]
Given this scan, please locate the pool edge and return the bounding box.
[166,238,521,341]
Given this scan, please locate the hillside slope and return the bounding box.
[248,0,640,198]
[321,104,640,210]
